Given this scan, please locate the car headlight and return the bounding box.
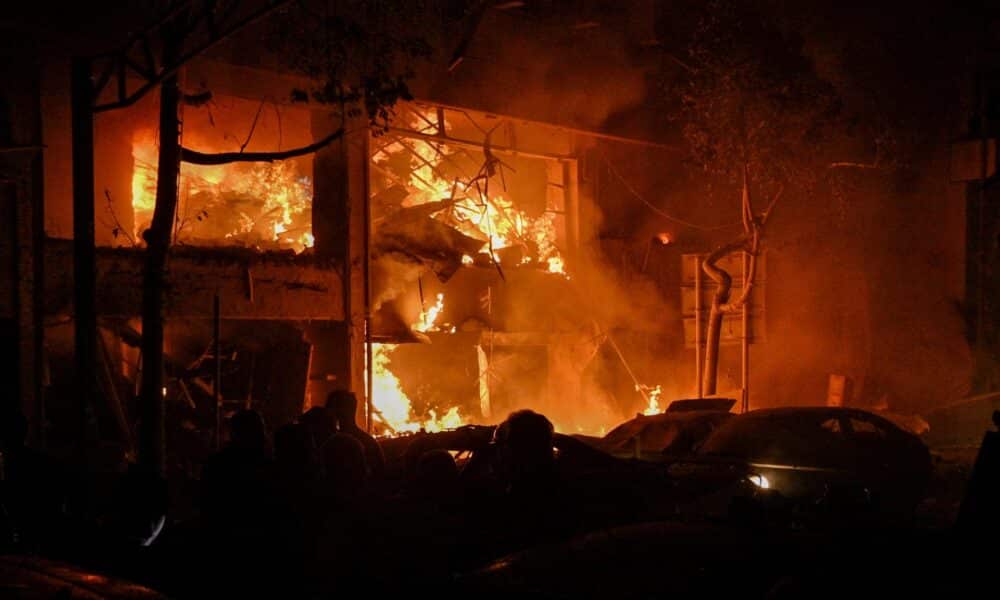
[747,473,770,489]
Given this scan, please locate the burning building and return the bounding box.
[1,0,990,465]
[1,0,674,459]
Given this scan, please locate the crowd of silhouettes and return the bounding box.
[0,394,655,597]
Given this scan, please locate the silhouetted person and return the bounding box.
[495,409,557,498]
[327,390,385,478]
[200,409,274,520]
[173,410,282,598]
[461,410,574,564]
[311,433,378,592]
[271,423,322,593]
[321,433,369,498]
[376,448,464,590]
[275,422,320,486]
[300,405,335,450]
[412,449,460,502]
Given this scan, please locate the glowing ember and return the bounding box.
[640,384,663,416]
[131,131,314,253]
[371,343,464,435]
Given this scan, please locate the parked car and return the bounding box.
[668,407,933,520]
[579,398,735,459]
[381,424,624,477]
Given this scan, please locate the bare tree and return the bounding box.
[661,0,841,395]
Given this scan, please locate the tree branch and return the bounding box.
[239,100,266,153]
[94,0,295,112]
[760,185,782,225]
[714,183,780,315]
[181,127,345,165]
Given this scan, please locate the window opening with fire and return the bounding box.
[129,95,315,253]
[367,103,576,436]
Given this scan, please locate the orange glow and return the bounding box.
[373,112,568,276]
[131,131,314,253]
[640,384,663,415]
[415,293,446,333]
[366,109,575,435]
[371,343,464,435]
[371,294,469,434]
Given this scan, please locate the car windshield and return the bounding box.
[697,412,849,465]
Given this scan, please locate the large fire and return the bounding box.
[371,293,465,435]
[131,131,314,252]
[373,115,567,276]
[371,344,464,435]
[367,111,574,435]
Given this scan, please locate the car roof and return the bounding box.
[716,407,911,439]
[666,398,737,412]
[738,406,895,421]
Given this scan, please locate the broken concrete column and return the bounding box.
[308,109,368,424]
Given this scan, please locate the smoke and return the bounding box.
[416,7,649,134]
[484,188,680,432]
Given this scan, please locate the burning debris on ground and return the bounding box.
[2,0,1000,598]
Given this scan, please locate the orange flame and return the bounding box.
[130,131,314,253]
[373,111,568,276]
[640,384,663,416]
[415,293,446,333]
[371,343,464,435]
[365,110,575,436]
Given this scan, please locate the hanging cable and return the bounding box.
[600,152,741,231]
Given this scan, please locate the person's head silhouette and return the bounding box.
[413,449,459,497]
[495,410,555,489]
[326,390,359,431]
[229,409,267,452]
[300,406,335,448]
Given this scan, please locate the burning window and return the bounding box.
[129,96,315,253]
[370,105,570,276]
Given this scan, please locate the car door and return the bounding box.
[843,414,894,475]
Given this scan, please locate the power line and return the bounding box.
[600,153,740,232]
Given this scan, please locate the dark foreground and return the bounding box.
[1,406,997,599]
